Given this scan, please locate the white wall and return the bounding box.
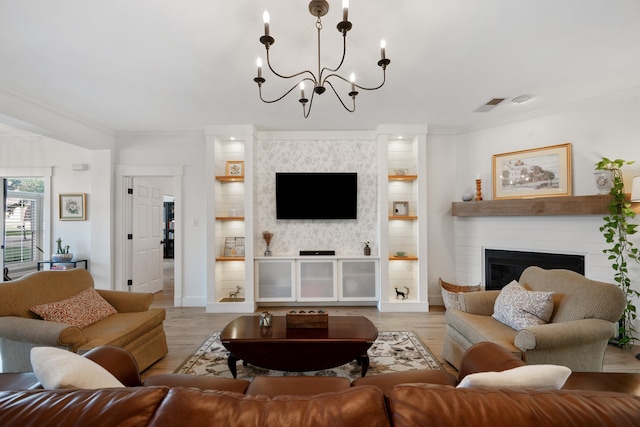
[449,90,640,335]
[0,133,113,289]
[115,133,206,305]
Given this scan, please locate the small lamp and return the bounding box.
[631,176,640,202]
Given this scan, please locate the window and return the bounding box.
[3,178,44,275]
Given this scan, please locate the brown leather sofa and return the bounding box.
[1,343,639,426]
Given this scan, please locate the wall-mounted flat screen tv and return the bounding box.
[276,172,357,220]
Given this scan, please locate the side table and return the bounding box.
[37,259,89,271]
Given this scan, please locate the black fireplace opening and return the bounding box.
[485,249,585,291]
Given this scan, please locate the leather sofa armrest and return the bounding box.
[457,342,525,381]
[96,290,153,312]
[0,316,85,347]
[83,346,142,387]
[459,290,500,315]
[515,318,617,351]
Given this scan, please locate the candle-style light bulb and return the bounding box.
[342,0,349,21]
[350,73,356,92]
[299,82,305,99]
[256,58,262,78]
[263,10,270,36]
[380,40,386,60]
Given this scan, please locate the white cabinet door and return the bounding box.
[339,259,379,301]
[297,259,337,302]
[255,259,296,302]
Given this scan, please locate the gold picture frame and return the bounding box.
[225,160,244,177]
[492,143,572,200]
[59,193,87,220]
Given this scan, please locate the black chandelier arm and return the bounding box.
[265,48,317,84]
[257,81,302,104]
[319,30,348,77]
[323,66,388,92]
[325,80,356,113]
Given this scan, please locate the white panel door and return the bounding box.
[132,178,163,293]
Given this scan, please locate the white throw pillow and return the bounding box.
[31,347,125,390]
[492,280,554,330]
[457,364,572,390]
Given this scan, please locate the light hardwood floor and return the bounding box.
[142,261,640,379]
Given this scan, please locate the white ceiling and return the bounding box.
[1,0,639,134]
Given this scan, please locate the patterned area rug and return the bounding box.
[175,331,443,381]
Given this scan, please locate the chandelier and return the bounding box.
[253,0,390,118]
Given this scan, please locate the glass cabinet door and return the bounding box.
[255,260,295,301]
[297,260,337,301]
[339,259,379,301]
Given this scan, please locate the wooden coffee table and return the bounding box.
[220,315,378,378]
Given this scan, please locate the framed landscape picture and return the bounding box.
[59,193,87,220]
[492,143,572,200]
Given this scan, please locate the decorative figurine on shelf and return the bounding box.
[475,179,483,201]
[262,231,273,256]
[363,241,371,256]
[229,286,242,301]
[394,286,410,300]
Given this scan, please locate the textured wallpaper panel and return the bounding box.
[255,140,378,256]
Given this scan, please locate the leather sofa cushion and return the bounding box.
[144,374,250,394]
[245,376,350,397]
[0,386,168,426]
[352,369,456,396]
[148,385,390,427]
[389,383,640,427]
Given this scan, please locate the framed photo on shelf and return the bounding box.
[393,201,409,216]
[492,143,572,200]
[223,237,245,257]
[59,193,87,220]
[225,161,244,177]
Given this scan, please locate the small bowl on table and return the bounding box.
[394,251,407,258]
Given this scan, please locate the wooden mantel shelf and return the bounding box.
[451,194,612,217]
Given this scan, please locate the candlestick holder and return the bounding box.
[475,179,483,201]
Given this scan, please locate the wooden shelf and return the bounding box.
[216,216,245,221]
[215,257,245,261]
[451,194,612,217]
[389,255,418,261]
[389,175,418,181]
[215,175,244,182]
[389,215,418,220]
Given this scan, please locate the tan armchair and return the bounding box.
[442,266,626,372]
[0,269,167,372]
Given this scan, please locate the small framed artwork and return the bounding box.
[393,201,409,216]
[59,193,87,220]
[226,161,244,177]
[492,143,572,200]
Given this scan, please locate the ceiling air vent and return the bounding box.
[474,98,506,113]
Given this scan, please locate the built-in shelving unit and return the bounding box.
[451,194,612,217]
[379,128,429,312]
[206,125,254,313]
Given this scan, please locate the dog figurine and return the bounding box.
[394,286,410,300]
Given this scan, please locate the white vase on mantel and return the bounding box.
[594,171,614,194]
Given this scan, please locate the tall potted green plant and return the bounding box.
[595,157,639,348]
